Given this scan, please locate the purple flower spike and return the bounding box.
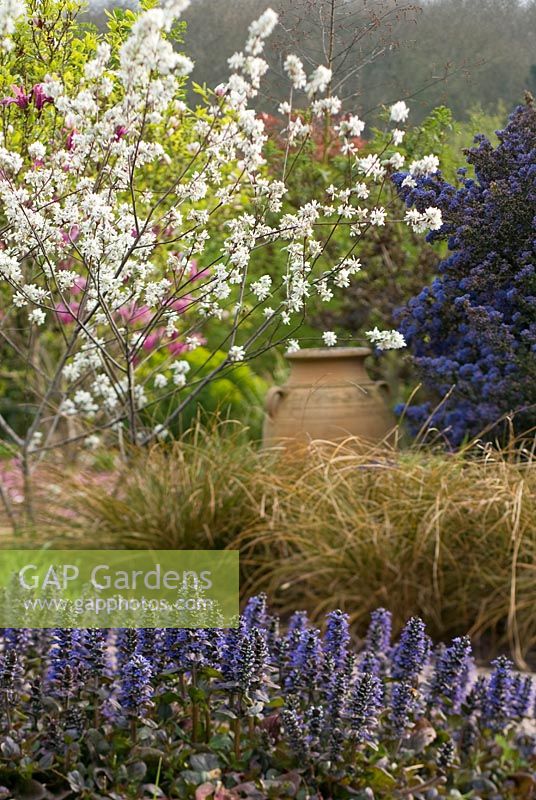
[390,680,416,736]
[484,655,514,730]
[391,617,429,683]
[324,609,350,671]
[365,608,392,655]
[429,635,473,711]
[511,673,532,718]
[119,653,153,717]
[347,671,382,742]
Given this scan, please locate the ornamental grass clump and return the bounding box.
[238,436,536,663]
[44,420,272,550]
[0,596,534,799]
[45,425,536,662]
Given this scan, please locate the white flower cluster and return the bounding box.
[322,331,337,347]
[405,207,443,233]
[306,65,332,97]
[246,8,278,55]
[284,55,307,90]
[171,360,191,387]
[401,154,441,188]
[389,101,409,124]
[0,0,25,49]
[119,1,193,91]
[366,328,407,351]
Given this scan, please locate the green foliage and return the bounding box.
[141,347,267,439]
[441,103,508,180]
[0,0,96,153]
[0,0,96,85]
[244,107,460,400]
[373,105,456,159]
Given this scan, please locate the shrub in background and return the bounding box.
[260,107,452,399]
[392,96,536,446]
[142,347,267,439]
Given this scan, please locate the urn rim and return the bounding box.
[285,346,372,361]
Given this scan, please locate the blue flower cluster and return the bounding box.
[392,97,536,446]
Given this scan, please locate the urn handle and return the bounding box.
[375,380,390,395]
[373,381,391,404]
[265,386,286,419]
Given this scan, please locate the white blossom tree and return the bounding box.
[0,0,442,521]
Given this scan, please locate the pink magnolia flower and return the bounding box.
[170,255,210,283]
[55,301,80,325]
[117,303,153,326]
[31,84,53,111]
[1,85,30,109]
[57,257,76,270]
[189,260,210,282]
[142,328,165,351]
[66,128,78,151]
[70,276,87,295]
[166,295,192,313]
[61,225,80,244]
[114,125,128,141]
[168,334,188,356]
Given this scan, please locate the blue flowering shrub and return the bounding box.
[1,597,535,798]
[392,96,536,446]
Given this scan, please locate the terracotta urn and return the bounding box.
[262,347,395,446]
